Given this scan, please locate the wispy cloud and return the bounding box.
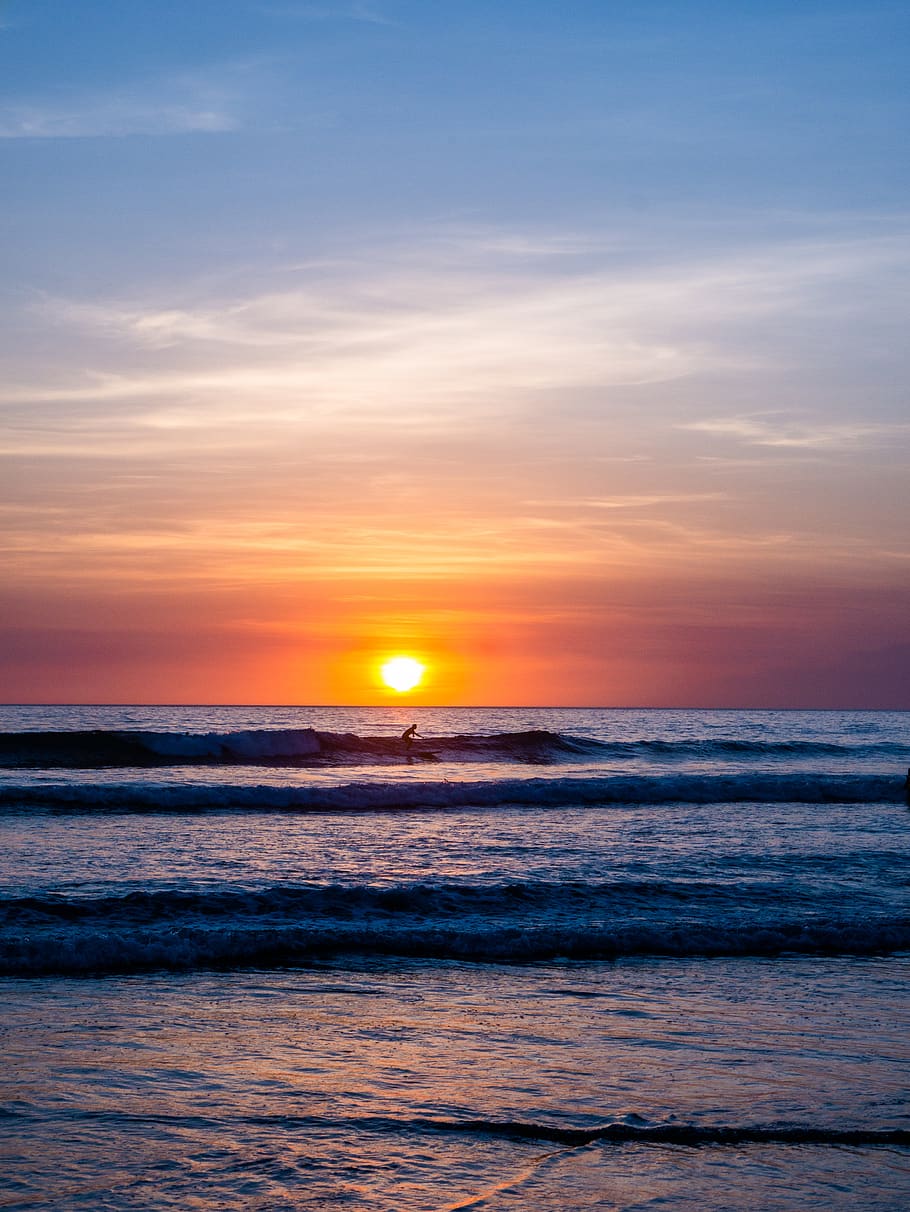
[34,224,910,351]
[16,247,727,426]
[4,225,909,464]
[681,414,908,449]
[0,69,242,138]
[524,494,727,510]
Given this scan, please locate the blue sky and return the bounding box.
[1,0,908,704]
[4,1,907,274]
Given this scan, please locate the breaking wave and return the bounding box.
[0,771,903,814]
[0,727,588,768]
[0,877,818,928]
[1,727,906,769]
[3,900,908,976]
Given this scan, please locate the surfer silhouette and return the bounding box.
[401,724,420,749]
[904,767,910,807]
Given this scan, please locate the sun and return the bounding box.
[380,655,425,693]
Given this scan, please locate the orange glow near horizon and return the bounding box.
[2,561,909,707]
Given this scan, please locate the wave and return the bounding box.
[3,917,907,976]
[1,727,906,769]
[0,878,817,927]
[0,771,903,814]
[2,879,908,974]
[269,1114,910,1150]
[0,727,589,768]
[5,1102,904,1150]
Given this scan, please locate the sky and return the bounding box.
[1,0,908,707]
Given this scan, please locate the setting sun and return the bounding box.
[380,656,425,693]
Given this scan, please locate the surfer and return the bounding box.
[904,767,910,807]
[401,724,420,749]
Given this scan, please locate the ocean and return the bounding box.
[1,705,908,1210]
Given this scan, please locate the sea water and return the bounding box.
[1,706,908,1209]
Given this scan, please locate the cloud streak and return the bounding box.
[8,226,905,445]
[681,414,909,450]
[0,69,244,138]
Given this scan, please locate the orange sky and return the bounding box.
[3,545,907,705]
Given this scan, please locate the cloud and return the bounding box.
[3,224,909,466]
[0,70,242,138]
[524,493,727,510]
[681,414,908,450]
[34,223,910,353]
[14,248,723,430]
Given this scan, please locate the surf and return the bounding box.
[0,770,903,814]
[1,726,906,769]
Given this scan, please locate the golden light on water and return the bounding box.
[380,656,425,693]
